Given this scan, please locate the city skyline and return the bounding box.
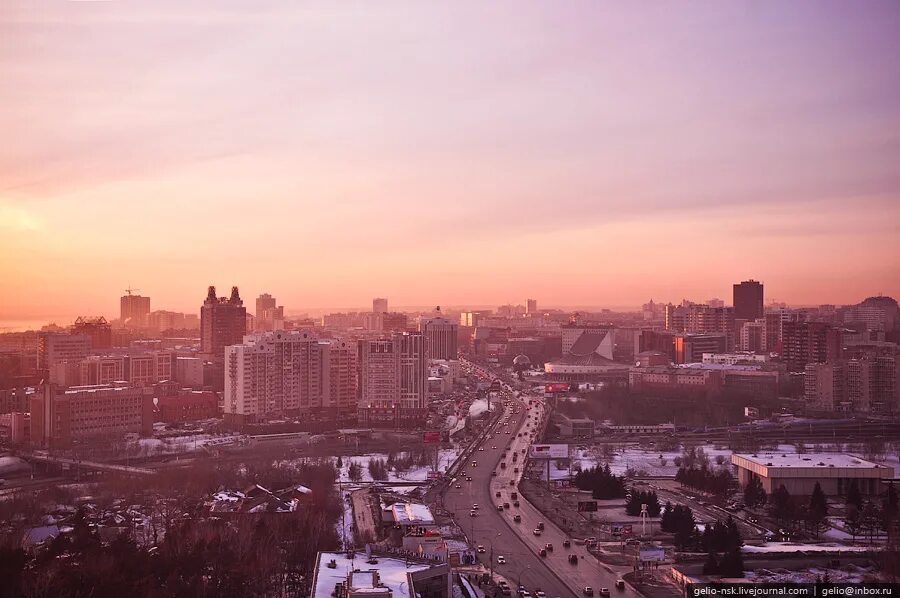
[3,1,899,319]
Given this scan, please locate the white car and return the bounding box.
[497,555,506,564]
[477,545,485,553]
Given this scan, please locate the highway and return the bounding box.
[443,375,642,598]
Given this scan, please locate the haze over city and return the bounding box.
[2,1,900,322]
[4,3,900,597]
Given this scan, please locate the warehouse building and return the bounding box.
[731,452,893,496]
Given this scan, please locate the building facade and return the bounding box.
[201,286,247,360]
[419,316,458,360]
[733,280,764,322]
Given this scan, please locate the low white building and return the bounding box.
[731,452,893,496]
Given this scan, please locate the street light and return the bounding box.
[515,565,531,590]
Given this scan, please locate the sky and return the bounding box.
[2,1,899,321]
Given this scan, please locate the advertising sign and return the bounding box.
[577,501,598,512]
[530,444,569,459]
[639,548,666,563]
[544,383,570,394]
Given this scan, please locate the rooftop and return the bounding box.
[386,502,435,526]
[733,452,888,470]
[311,551,436,598]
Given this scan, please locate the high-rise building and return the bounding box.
[782,321,842,372]
[708,298,725,309]
[673,333,728,364]
[72,316,112,350]
[459,311,491,328]
[373,298,388,314]
[739,319,767,353]
[358,338,399,409]
[224,331,357,425]
[255,293,284,331]
[357,332,426,425]
[419,316,458,360]
[526,299,537,315]
[396,332,426,409]
[200,286,247,360]
[733,280,764,322]
[382,312,409,332]
[806,356,899,414]
[38,333,92,370]
[120,292,151,327]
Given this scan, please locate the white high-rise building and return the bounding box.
[224,331,357,424]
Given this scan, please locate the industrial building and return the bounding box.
[731,452,893,496]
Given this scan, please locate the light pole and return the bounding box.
[516,565,531,590]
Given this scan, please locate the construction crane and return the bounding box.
[125,286,140,296]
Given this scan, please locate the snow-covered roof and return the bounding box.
[388,502,435,526]
[312,552,439,598]
[732,452,892,475]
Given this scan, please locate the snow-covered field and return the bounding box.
[746,564,877,584]
[742,543,872,554]
[135,434,240,456]
[333,448,462,484]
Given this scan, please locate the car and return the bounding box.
[513,515,521,522]
[509,480,515,486]
[569,555,578,565]
[491,471,498,477]
[497,505,504,511]
[536,592,546,598]
[492,446,497,449]
[599,589,610,598]
[615,580,625,590]
[518,585,527,595]
[537,522,544,530]
[504,502,510,509]
[583,587,594,596]
[470,510,477,517]
[477,545,485,553]
[497,555,506,564]
[479,447,485,452]
[539,548,547,557]
[513,500,520,507]
[496,491,502,498]
[513,468,519,473]
[544,543,553,551]
[471,461,477,467]
[455,484,461,489]
[466,477,472,481]
[472,504,479,509]
[562,539,571,548]
[533,528,542,536]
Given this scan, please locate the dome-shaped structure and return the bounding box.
[512,354,531,369]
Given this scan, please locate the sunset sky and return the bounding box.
[2,1,899,321]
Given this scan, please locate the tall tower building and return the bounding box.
[733,280,764,322]
[358,338,399,409]
[526,299,537,315]
[120,291,151,327]
[396,331,426,409]
[373,297,388,314]
[782,321,842,372]
[255,293,284,331]
[419,316,459,360]
[200,286,247,360]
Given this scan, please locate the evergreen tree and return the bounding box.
[743,477,767,509]
[718,546,745,577]
[807,482,829,538]
[846,479,863,510]
[845,505,862,541]
[769,485,794,524]
[702,551,720,575]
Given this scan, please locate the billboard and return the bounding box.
[423,431,441,444]
[544,383,570,394]
[577,501,598,512]
[530,444,569,459]
[639,547,665,562]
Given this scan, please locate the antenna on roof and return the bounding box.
[125,286,140,296]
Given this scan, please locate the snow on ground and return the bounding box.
[746,564,875,584]
[333,448,462,484]
[468,399,490,418]
[135,434,239,456]
[551,443,806,479]
[742,543,872,554]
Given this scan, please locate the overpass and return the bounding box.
[26,452,156,477]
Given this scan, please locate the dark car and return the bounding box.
[513,515,522,522]
[563,539,571,548]
[568,554,578,565]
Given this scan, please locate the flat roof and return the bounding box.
[733,452,886,469]
[388,502,435,525]
[312,552,434,598]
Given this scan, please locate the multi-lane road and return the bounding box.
[443,382,641,598]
